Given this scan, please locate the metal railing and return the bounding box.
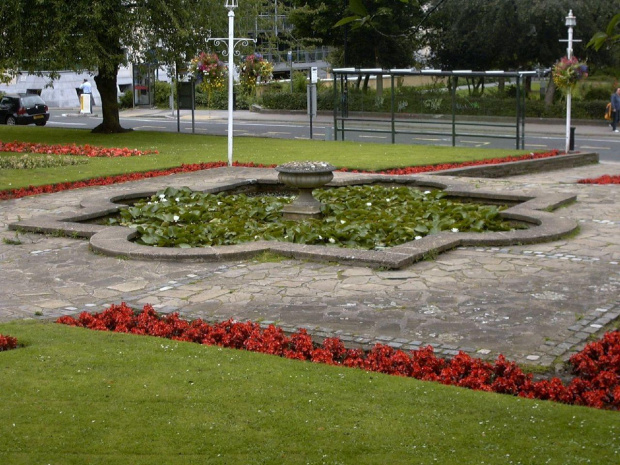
[332,69,532,150]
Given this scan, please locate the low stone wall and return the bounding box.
[431,152,599,178]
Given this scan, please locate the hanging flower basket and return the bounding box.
[189,51,228,96]
[552,56,588,90]
[239,53,273,95]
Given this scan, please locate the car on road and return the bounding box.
[0,93,50,126]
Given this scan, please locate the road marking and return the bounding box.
[461,140,491,146]
[413,137,446,142]
[359,135,387,139]
[265,131,291,135]
[136,125,167,130]
[580,146,609,150]
[47,122,88,126]
[525,144,548,148]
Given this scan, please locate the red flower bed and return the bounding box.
[57,303,620,410]
[0,334,18,351]
[339,150,562,175]
[0,161,273,201]
[578,174,620,185]
[0,140,157,158]
[0,150,565,202]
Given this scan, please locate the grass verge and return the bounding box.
[0,320,617,465]
[0,126,530,190]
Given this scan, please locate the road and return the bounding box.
[48,109,620,163]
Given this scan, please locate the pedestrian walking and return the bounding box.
[611,87,620,132]
[79,79,94,113]
[79,79,92,95]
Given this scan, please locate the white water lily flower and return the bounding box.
[451,228,459,233]
[366,202,372,206]
[318,235,323,240]
[415,236,422,240]
[173,215,180,222]
[217,201,223,206]
[424,190,431,195]
[159,194,166,200]
[175,198,180,202]
[329,238,336,244]
[340,220,346,224]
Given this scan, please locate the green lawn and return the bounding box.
[0,320,617,465]
[0,126,530,190]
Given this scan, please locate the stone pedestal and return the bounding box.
[275,161,335,220]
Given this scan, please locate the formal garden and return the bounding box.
[1,125,619,463]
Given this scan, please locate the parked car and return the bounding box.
[0,93,50,126]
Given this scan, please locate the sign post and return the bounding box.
[307,67,318,139]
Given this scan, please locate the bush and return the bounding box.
[584,86,612,101]
[261,92,307,110]
[119,89,133,109]
[195,87,251,110]
[154,81,171,108]
[260,85,610,121]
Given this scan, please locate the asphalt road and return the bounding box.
[47,109,620,163]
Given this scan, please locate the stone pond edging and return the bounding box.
[9,173,578,270]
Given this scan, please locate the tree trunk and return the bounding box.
[363,74,370,92]
[545,77,556,107]
[93,63,131,134]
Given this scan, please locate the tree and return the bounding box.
[587,13,620,51]
[427,0,618,72]
[288,0,428,69]
[0,0,263,134]
[426,0,618,99]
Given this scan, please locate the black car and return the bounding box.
[0,93,50,126]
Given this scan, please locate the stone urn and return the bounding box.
[275,161,335,220]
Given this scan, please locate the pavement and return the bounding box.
[1,157,619,370]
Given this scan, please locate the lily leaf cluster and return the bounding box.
[114,185,522,249]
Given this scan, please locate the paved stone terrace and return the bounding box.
[1,162,619,369]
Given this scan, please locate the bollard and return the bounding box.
[570,127,576,151]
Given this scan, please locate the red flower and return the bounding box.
[0,334,18,351]
[578,175,620,185]
[55,304,620,410]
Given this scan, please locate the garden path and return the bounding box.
[0,162,618,368]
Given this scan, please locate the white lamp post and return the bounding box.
[209,0,255,166]
[564,10,577,154]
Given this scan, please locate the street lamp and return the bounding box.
[287,50,293,93]
[564,10,577,153]
[209,1,254,166]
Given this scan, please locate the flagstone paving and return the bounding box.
[1,162,619,369]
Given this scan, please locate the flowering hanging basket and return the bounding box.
[552,56,588,90]
[189,51,228,94]
[239,53,274,94]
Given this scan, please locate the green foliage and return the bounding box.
[154,81,171,108]
[584,86,613,100]
[115,185,520,249]
[587,13,620,51]
[260,92,308,110]
[260,84,611,120]
[292,71,309,93]
[289,0,425,68]
[118,90,133,109]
